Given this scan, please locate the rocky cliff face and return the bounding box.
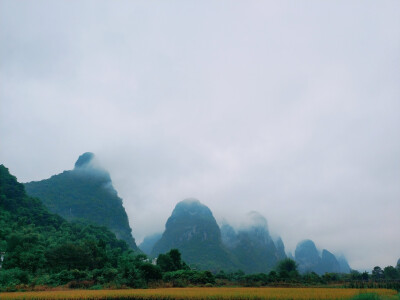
[24,152,139,251]
[151,199,238,271]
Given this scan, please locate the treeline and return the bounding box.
[213,259,400,290]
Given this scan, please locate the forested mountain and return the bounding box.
[151,199,239,271]
[24,153,138,251]
[295,239,350,274]
[0,164,129,287]
[220,212,286,274]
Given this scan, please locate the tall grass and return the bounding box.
[0,287,397,300]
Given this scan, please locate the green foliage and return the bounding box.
[383,266,399,279]
[0,268,29,287]
[157,248,189,272]
[243,273,269,286]
[276,258,299,279]
[138,263,162,283]
[50,269,91,285]
[372,266,384,280]
[163,269,215,286]
[303,272,322,284]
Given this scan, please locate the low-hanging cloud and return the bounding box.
[0,0,399,271]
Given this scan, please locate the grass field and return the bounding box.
[0,287,398,300]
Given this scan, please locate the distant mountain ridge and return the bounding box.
[143,200,352,274]
[24,152,139,251]
[148,199,291,273]
[295,239,350,274]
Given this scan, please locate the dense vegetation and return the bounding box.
[24,153,138,250]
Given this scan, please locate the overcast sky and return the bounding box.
[1,0,399,271]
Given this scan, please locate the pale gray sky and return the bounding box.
[1,0,399,271]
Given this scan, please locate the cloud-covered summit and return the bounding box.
[74,152,95,169]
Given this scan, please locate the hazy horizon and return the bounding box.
[1,0,399,272]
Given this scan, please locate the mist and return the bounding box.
[1,0,399,271]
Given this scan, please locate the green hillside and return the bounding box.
[0,164,131,288]
[24,153,138,251]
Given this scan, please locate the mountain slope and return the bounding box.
[321,249,340,273]
[151,199,238,271]
[221,212,286,273]
[0,164,128,276]
[24,152,138,250]
[295,240,322,274]
[337,255,351,273]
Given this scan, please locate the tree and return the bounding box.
[268,270,278,282]
[372,266,384,280]
[383,266,399,280]
[139,263,162,283]
[157,249,188,272]
[350,270,362,280]
[169,249,183,270]
[361,271,369,281]
[276,258,299,279]
[157,253,175,272]
[303,272,321,284]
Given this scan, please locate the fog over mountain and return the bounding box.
[1,1,399,271]
[24,152,139,251]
